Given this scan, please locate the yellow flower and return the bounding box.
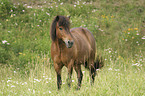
[134,28,138,30]
[132,37,134,39]
[6,19,8,21]
[101,15,105,18]
[128,28,131,31]
[19,52,22,55]
[128,28,133,31]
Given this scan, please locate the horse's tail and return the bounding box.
[94,55,104,70]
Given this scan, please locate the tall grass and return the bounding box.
[0,0,145,95]
[0,52,144,95]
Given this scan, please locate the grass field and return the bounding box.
[0,0,145,95]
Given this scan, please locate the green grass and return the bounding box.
[0,0,145,95]
[0,54,144,95]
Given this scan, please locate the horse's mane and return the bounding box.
[50,15,70,41]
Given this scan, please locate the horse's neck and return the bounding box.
[56,39,66,53]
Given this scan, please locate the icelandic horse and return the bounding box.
[50,15,103,90]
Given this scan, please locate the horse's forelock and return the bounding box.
[58,16,70,30]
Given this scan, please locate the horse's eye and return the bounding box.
[59,28,63,30]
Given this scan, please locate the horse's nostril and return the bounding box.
[68,40,70,44]
[68,40,74,45]
[66,40,74,48]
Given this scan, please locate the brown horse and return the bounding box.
[50,15,103,90]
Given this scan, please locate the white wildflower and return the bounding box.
[2,40,7,44]
[46,12,50,16]
[82,71,85,73]
[7,43,10,45]
[7,80,11,83]
[49,78,51,80]
[96,69,99,71]
[14,71,16,73]
[60,2,63,5]
[142,36,145,39]
[108,68,112,70]
[114,69,119,71]
[11,85,15,88]
[33,90,35,94]
[27,6,32,8]
[28,88,31,91]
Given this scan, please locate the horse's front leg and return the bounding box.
[54,62,63,90]
[74,64,83,90]
[67,59,74,88]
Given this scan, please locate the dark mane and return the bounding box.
[58,16,70,30]
[50,15,70,41]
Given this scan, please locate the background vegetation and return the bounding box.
[0,0,145,95]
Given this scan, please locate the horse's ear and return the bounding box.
[68,16,71,19]
[56,15,59,21]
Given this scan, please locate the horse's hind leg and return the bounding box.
[74,64,83,89]
[90,65,96,85]
[54,63,63,90]
[89,60,96,85]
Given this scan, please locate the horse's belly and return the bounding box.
[76,46,90,64]
[78,53,89,63]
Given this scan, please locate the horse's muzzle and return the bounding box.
[64,40,74,48]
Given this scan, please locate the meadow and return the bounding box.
[0,0,145,95]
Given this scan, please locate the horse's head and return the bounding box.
[50,16,74,48]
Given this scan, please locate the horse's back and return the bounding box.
[71,27,96,50]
